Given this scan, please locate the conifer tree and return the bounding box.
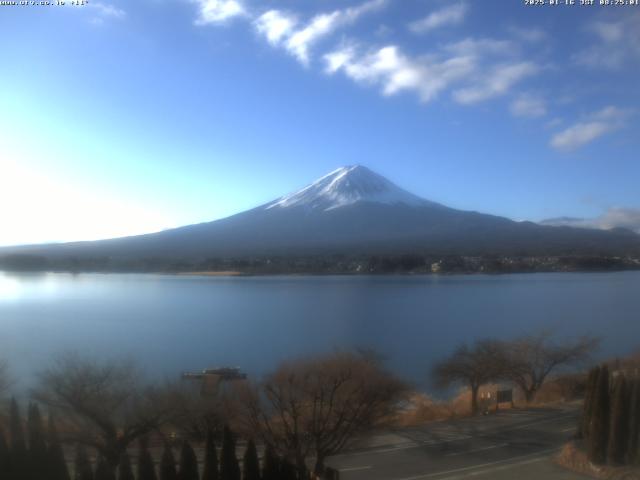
[158,444,178,480]
[588,365,610,464]
[608,376,630,465]
[178,440,199,480]
[117,452,135,480]
[202,430,219,480]
[137,438,158,480]
[10,398,29,480]
[47,414,71,480]
[74,445,94,480]
[0,427,10,478]
[628,379,640,464]
[28,403,48,479]
[581,366,600,438]
[261,445,279,480]
[220,426,240,480]
[279,458,297,480]
[242,439,260,480]
[95,455,116,480]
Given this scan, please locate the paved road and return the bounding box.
[326,405,589,480]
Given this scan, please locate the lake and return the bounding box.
[1,271,638,390]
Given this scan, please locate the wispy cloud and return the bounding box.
[193,0,245,25]
[325,33,538,105]
[550,122,610,151]
[83,2,125,24]
[409,3,468,34]
[550,106,630,151]
[573,12,640,69]
[453,62,538,105]
[255,0,387,65]
[325,45,474,103]
[510,93,546,118]
[541,207,640,233]
[195,1,540,109]
[91,2,125,18]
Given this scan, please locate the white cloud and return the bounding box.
[409,3,468,34]
[550,106,630,151]
[75,2,125,24]
[324,47,356,74]
[325,45,474,103]
[255,10,297,45]
[255,0,387,65]
[597,208,640,232]
[199,1,539,107]
[453,62,538,104]
[193,0,245,25]
[591,21,625,42]
[325,33,540,105]
[343,0,388,21]
[510,94,546,118]
[574,12,640,69]
[550,122,611,151]
[541,208,640,233]
[286,11,343,64]
[91,2,125,18]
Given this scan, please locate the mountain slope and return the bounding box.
[2,166,639,261]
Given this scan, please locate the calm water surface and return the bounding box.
[1,271,638,389]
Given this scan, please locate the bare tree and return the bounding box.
[503,333,599,403]
[163,380,235,441]
[432,339,506,415]
[241,351,407,477]
[33,353,174,471]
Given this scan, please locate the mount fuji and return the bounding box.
[2,166,639,264]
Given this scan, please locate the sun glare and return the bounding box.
[0,159,176,246]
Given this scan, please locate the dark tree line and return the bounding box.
[581,365,640,466]
[0,402,319,480]
[0,400,70,480]
[3,252,638,275]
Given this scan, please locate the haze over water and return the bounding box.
[1,271,638,390]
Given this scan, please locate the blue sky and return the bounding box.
[1,0,639,245]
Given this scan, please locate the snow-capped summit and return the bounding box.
[265,165,431,211]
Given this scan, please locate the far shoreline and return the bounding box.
[2,267,640,278]
[176,270,245,276]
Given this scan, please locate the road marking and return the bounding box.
[444,443,508,457]
[339,466,372,472]
[503,415,576,431]
[436,456,547,480]
[393,448,557,480]
[339,444,419,456]
[560,427,575,432]
[332,440,438,458]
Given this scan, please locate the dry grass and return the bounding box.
[395,378,587,428]
[555,442,640,480]
[395,384,511,427]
